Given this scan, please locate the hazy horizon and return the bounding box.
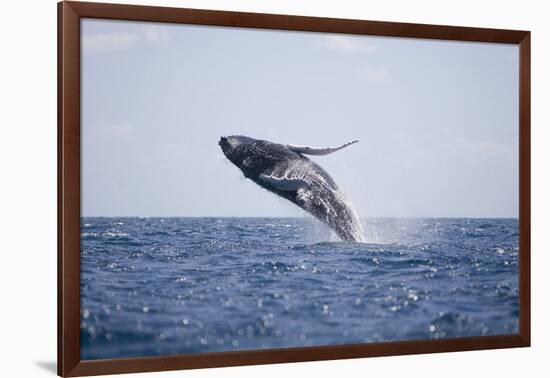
[81,19,519,218]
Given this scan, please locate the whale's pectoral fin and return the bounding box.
[259,174,308,191]
[286,140,358,156]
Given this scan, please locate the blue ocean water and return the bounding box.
[80,217,518,360]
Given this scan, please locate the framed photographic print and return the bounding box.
[58,1,530,376]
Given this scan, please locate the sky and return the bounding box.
[81,19,519,218]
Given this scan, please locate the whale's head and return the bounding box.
[218,135,254,158]
[219,135,279,179]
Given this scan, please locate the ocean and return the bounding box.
[80,217,519,360]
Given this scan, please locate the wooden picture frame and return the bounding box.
[58,1,530,376]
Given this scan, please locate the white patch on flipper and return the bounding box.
[259,174,309,191]
[286,140,359,156]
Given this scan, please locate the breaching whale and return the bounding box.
[219,135,364,242]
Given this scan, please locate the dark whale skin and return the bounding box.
[219,135,363,242]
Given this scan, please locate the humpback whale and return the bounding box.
[219,135,364,242]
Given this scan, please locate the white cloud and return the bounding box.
[82,25,171,56]
[445,137,515,164]
[356,66,390,82]
[82,32,139,55]
[144,25,170,43]
[320,35,377,54]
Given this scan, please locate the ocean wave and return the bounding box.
[80,217,519,360]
